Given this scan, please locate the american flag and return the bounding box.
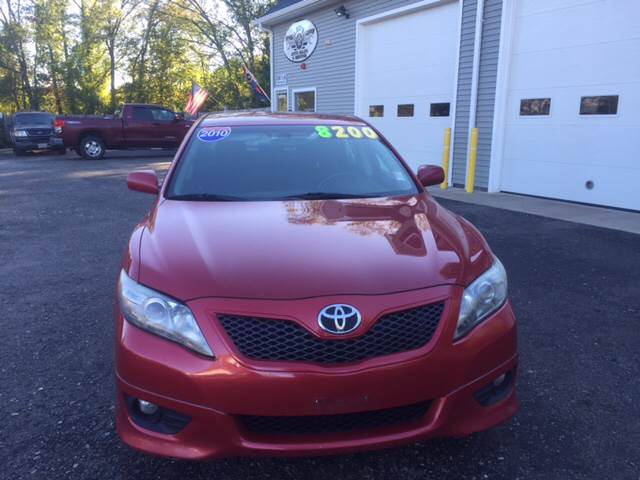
[243,67,270,104]
[185,81,209,116]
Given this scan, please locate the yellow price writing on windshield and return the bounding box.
[315,125,379,140]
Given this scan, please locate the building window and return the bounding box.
[275,90,288,112]
[520,98,551,116]
[580,95,618,115]
[397,104,414,117]
[430,103,450,117]
[369,105,384,117]
[293,89,316,112]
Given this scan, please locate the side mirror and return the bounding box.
[174,113,183,122]
[127,170,159,195]
[417,165,445,187]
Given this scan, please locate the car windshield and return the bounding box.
[167,124,418,201]
[14,113,52,126]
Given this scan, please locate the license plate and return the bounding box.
[37,143,47,149]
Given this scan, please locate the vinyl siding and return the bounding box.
[269,0,502,188]
[474,0,502,188]
[451,0,502,188]
[451,0,477,186]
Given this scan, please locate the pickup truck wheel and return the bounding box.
[79,136,105,160]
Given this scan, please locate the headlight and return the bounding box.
[454,257,508,340]
[118,270,214,357]
[14,130,27,137]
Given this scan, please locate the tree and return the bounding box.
[33,0,69,113]
[0,0,36,109]
[73,0,111,113]
[0,0,275,114]
[102,0,139,110]
[169,0,274,110]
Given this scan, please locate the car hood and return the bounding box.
[137,193,492,300]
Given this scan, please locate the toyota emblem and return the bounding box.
[318,304,362,335]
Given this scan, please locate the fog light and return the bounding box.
[138,399,159,415]
[125,394,191,434]
[474,370,514,406]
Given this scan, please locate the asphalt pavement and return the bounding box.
[1,149,638,480]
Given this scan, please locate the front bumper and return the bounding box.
[13,137,64,151]
[115,285,518,459]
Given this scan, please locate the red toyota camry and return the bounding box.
[116,112,518,460]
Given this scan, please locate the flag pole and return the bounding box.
[244,66,271,104]
[256,76,271,104]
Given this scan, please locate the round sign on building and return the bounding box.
[284,20,318,63]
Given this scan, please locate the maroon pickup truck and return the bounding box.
[60,103,193,159]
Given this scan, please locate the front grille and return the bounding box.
[16,136,49,143]
[217,302,444,365]
[238,400,432,436]
[26,128,52,136]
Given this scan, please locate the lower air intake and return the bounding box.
[238,400,432,436]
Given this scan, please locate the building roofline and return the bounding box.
[255,0,336,27]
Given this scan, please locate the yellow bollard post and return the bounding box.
[465,128,479,193]
[440,128,451,189]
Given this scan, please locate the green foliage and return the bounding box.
[0,0,276,115]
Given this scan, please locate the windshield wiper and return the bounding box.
[166,193,247,202]
[280,192,367,200]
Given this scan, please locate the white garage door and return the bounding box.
[501,0,640,211]
[355,1,459,171]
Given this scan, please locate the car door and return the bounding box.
[124,106,157,147]
[149,107,184,148]
[169,113,193,145]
